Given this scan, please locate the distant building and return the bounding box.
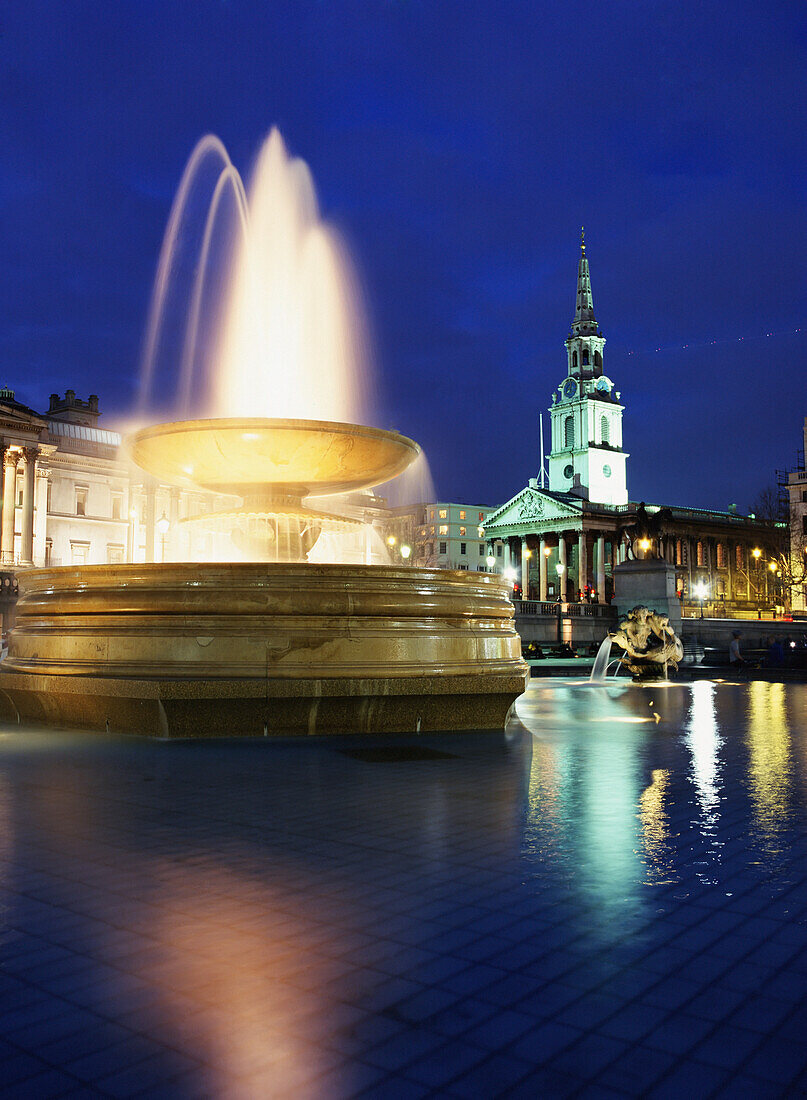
[389,502,496,570]
[786,417,807,614]
[483,234,776,616]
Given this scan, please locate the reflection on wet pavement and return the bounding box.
[1,678,806,1096]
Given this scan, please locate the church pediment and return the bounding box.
[485,486,583,531]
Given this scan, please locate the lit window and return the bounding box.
[459,526,466,536]
[430,509,435,520]
[439,509,447,519]
[420,527,426,537]
[75,488,88,516]
[478,512,484,521]
[716,544,726,569]
[460,542,466,555]
[459,510,466,520]
[439,542,447,555]
[696,541,704,567]
[431,526,435,535]
[439,525,448,535]
[675,539,683,566]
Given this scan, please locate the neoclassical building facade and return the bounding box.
[483,237,779,615]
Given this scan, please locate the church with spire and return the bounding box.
[481,233,776,612]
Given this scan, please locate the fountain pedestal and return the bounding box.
[613,559,682,635]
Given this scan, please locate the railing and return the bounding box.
[516,601,616,618]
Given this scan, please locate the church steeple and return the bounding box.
[572,226,599,336]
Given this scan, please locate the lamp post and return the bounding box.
[693,580,708,619]
[400,543,411,563]
[156,512,170,563]
[555,561,565,643]
[486,553,496,574]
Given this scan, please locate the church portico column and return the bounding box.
[1,450,18,564]
[596,534,606,603]
[558,534,567,600]
[539,537,548,601]
[520,538,530,600]
[19,447,38,565]
[578,532,588,599]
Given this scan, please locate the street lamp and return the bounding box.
[400,543,411,562]
[156,512,170,563]
[486,553,496,572]
[387,534,397,548]
[555,562,565,643]
[692,580,708,618]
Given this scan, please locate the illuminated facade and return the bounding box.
[484,238,777,614]
[389,502,495,570]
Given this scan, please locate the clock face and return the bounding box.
[563,379,577,399]
[563,464,574,479]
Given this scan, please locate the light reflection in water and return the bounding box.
[746,680,792,861]
[638,768,677,886]
[684,680,723,884]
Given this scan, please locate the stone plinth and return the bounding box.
[0,563,528,737]
[613,559,682,634]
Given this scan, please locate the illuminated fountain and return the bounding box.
[0,130,527,736]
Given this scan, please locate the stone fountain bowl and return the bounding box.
[128,417,420,499]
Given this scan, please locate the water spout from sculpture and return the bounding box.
[589,636,613,682]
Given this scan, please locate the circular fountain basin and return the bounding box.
[128,418,421,499]
[0,564,528,738]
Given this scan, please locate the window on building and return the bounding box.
[16,488,22,507]
[496,544,502,557]
[582,349,590,366]
[594,350,602,369]
[479,544,485,556]
[428,542,434,556]
[802,491,807,503]
[601,415,609,444]
[430,509,435,520]
[420,527,426,537]
[439,541,447,555]
[45,538,52,566]
[111,493,123,521]
[75,488,88,516]
[736,545,744,569]
[107,544,125,564]
[564,416,574,448]
[716,543,726,569]
[439,525,448,535]
[696,541,704,567]
[439,509,447,519]
[459,526,466,536]
[675,539,683,566]
[70,541,90,566]
[802,515,807,536]
[572,350,578,369]
[478,511,484,521]
[460,542,466,555]
[459,510,466,520]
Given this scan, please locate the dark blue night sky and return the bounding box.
[2,1,805,511]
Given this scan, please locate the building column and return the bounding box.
[503,539,511,573]
[596,533,606,603]
[539,537,548,601]
[578,532,587,599]
[144,481,156,564]
[558,534,567,600]
[19,448,37,565]
[168,488,180,563]
[520,538,530,599]
[33,465,49,565]
[1,450,18,564]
